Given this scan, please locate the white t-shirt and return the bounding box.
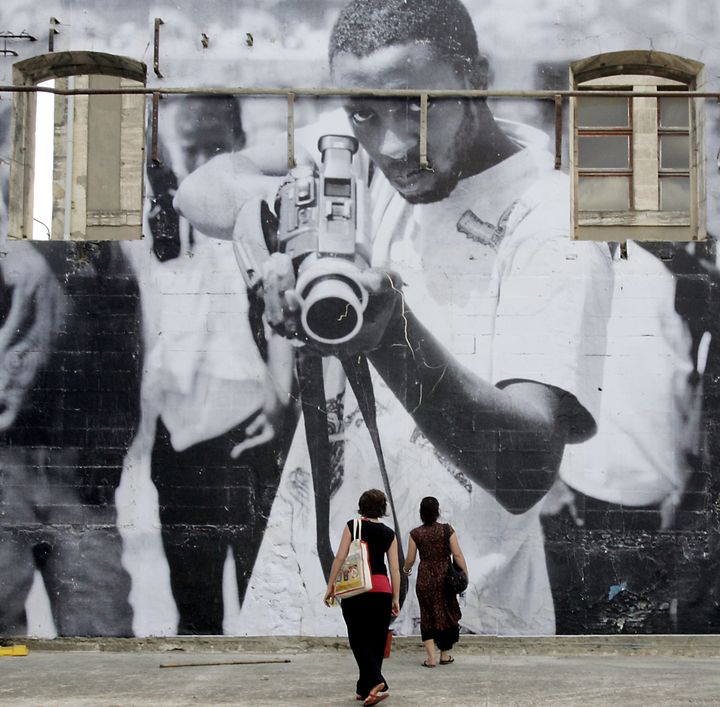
[238,111,613,636]
[560,240,699,509]
[140,229,268,452]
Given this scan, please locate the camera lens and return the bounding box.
[295,257,368,345]
[305,295,359,343]
[300,275,364,345]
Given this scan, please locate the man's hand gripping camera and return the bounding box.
[233,135,375,355]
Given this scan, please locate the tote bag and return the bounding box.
[334,518,373,600]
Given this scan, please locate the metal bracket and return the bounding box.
[153,18,164,79]
[0,30,37,57]
[49,17,60,52]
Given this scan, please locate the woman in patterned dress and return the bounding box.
[403,497,469,667]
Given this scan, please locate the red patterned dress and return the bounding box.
[410,522,462,648]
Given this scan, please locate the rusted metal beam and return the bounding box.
[0,85,715,99]
[151,91,161,166]
[419,92,429,170]
[287,92,295,169]
[554,94,563,170]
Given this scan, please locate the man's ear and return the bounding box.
[465,55,491,90]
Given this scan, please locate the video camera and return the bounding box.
[234,135,369,346]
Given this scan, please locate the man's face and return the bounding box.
[332,43,477,204]
[174,102,242,178]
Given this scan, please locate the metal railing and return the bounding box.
[2,83,718,170]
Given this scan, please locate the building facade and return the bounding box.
[1,0,720,637]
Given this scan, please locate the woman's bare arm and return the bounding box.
[387,536,401,617]
[449,531,469,577]
[403,535,417,575]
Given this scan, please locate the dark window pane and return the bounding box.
[660,134,689,170]
[578,135,630,170]
[577,96,629,128]
[659,97,689,128]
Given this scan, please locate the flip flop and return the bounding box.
[422,660,437,668]
[363,692,388,706]
[439,656,455,665]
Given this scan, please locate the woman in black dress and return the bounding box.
[403,496,469,667]
[324,489,401,706]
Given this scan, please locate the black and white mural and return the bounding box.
[1,0,720,637]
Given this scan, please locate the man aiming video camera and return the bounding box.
[176,0,613,635]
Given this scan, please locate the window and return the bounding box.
[570,51,705,241]
[8,51,146,240]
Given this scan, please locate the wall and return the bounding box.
[1,0,720,638]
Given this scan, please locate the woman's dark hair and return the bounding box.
[420,496,440,525]
[358,489,387,518]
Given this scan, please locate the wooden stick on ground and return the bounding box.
[159,658,292,669]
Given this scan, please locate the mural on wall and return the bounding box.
[1,0,720,638]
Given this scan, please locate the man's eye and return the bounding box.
[350,109,375,124]
[408,100,435,114]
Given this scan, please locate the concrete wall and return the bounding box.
[1,0,720,638]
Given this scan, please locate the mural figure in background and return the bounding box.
[0,240,140,636]
[175,0,613,635]
[144,95,296,635]
[679,242,720,632]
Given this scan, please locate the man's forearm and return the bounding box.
[174,134,314,240]
[367,304,566,513]
[173,153,282,240]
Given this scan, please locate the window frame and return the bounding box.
[8,51,147,240]
[570,50,705,242]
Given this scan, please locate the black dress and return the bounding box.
[410,522,461,650]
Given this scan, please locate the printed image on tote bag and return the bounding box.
[334,518,373,599]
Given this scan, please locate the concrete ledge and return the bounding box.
[8,634,720,657]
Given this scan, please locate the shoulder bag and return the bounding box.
[444,523,468,595]
[334,518,374,600]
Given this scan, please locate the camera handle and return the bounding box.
[231,200,267,292]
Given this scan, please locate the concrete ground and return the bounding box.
[2,642,720,706]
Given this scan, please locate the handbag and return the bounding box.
[444,524,468,595]
[334,518,374,600]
